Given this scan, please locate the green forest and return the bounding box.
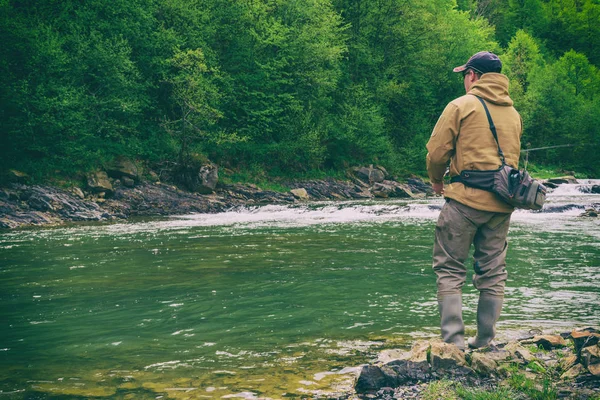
[1,0,600,183]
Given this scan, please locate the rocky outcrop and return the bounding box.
[372,181,414,198]
[0,185,108,229]
[179,163,219,194]
[105,156,139,180]
[355,328,600,398]
[87,171,114,194]
[355,165,386,184]
[290,188,309,200]
[288,178,372,200]
[0,169,434,229]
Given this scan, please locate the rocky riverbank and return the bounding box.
[352,328,600,399]
[0,165,433,229]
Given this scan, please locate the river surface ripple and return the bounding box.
[0,182,599,398]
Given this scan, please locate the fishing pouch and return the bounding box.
[450,96,546,211]
[453,165,546,210]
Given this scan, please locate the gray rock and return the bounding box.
[87,171,114,194]
[356,166,385,184]
[105,156,138,180]
[122,177,135,188]
[385,359,432,384]
[355,365,397,394]
[27,194,55,211]
[180,163,219,194]
[70,187,85,199]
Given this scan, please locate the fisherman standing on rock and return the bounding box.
[425,51,523,350]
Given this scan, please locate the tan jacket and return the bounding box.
[426,73,522,213]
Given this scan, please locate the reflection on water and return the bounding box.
[1,189,599,398]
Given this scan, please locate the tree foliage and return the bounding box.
[1,0,599,180]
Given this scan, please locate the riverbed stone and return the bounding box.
[547,176,578,185]
[290,188,309,200]
[430,342,466,370]
[591,185,600,194]
[533,335,567,350]
[122,177,135,188]
[588,363,600,377]
[70,187,85,199]
[570,329,600,353]
[580,344,600,368]
[385,359,432,384]
[377,349,410,364]
[409,340,430,363]
[560,354,578,371]
[355,365,397,393]
[561,364,586,380]
[505,342,535,364]
[470,352,498,376]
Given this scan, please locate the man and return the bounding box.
[426,51,522,350]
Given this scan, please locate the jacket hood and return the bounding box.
[468,73,513,106]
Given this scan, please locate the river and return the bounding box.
[1,181,599,398]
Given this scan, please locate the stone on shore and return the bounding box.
[504,342,535,364]
[532,334,567,349]
[561,364,586,380]
[570,328,600,352]
[105,156,138,180]
[290,188,309,200]
[355,166,385,184]
[470,352,498,376]
[429,341,466,370]
[87,171,114,194]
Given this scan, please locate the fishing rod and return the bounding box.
[521,144,574,170]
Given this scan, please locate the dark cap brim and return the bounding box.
[453,65,467,73]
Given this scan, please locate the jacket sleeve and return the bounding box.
[426,102,460,184]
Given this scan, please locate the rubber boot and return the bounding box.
[468,293,504,349]
[438,294,465,350]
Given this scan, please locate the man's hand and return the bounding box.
[432,182,444,195]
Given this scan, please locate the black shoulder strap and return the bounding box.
[473,95,505,165]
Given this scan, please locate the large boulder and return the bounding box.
[355,166,386,184]
[180,163,219,194]
[87,171,114,194]
[105,157,138,180]
[290,188,309,200]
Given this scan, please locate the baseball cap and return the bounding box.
[453,51,502,74]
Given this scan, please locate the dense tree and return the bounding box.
[0,0,599,181]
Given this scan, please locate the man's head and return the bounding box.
[453,51,502,92]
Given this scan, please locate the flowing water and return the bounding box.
[1,182,600,399]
